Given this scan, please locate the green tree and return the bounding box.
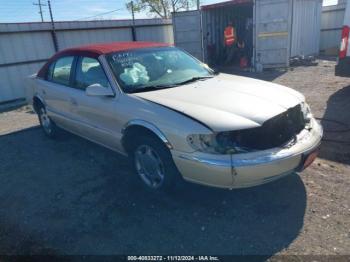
[126,0,196,19]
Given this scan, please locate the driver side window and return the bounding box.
[74,57,110,90]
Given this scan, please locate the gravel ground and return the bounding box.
[0,59,349,257]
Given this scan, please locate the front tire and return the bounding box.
[37,105,58,138]
[130,135,181,191]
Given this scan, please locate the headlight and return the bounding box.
[187,133,249,154]
[301,102,312,123]
[187,134,219,154]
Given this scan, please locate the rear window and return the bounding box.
[48,56,74,86]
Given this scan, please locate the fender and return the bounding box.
[122,119,173,149]
[136,97,214,132]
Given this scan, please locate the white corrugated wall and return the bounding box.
[0,19,174,103]
[290,0,322,57]
[56,28,132,49]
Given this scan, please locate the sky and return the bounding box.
[0,0,339,23]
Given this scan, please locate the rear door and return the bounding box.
[40,55,81,133]
[172,10,204,61]
[254,0,292,68]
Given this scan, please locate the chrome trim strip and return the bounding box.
[262,170,295,181]
[232,131,322,167]
[231,152,298,167]
[178,155,232,167]
[178,139,321,169]
[122,119,173,149]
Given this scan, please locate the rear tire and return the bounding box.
[130,134,181,192]
[37,105,58,138]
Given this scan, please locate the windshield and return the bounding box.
[106,47,214,93]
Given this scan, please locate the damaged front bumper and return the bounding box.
[171,118,323,189]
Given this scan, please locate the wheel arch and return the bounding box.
[121,120,173,154]
[32,95,45,113]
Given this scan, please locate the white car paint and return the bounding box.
[135,73,305,132]
[27,49,322,189]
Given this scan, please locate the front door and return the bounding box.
[69,56,122,151]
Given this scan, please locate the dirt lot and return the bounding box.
[0,59,349,257]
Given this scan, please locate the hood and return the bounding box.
[133,73,305,132]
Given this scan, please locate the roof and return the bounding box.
[56,41,171,57]
[37,41,171,78]
[201,0,253,10]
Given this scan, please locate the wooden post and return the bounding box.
[48,0,58,51]
[131,1,136,41]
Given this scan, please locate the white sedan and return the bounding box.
[26,41,323,191]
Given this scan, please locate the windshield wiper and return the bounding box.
[127,76,214,93]
[128,84,177,93]
[175,76,214,85]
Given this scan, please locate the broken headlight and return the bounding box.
[301,102,313,130]
[187,134,219,154]
[187,133,250,155]
[301,102,312,123]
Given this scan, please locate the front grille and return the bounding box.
[217,104,306,151]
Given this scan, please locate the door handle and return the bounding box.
[70,98,78,106]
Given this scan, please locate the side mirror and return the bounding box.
[86,84,114,97]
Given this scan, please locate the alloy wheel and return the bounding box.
[39,107,52,135]
[134,144,165,189]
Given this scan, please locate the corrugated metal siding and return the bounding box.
[56,28,132,49]
[0,19,172,33]
[320,0,347,52]
[290,0,322,57]
[0,62,45,102]
[0,32,54,64]
[135,25,174,43]
[255,0,292,68]
[0,19,174,103]
[172,11,203,60]
[180,0,321,68]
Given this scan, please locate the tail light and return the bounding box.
[339,26,350,59]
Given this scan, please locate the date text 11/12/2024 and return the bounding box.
[127,256,220,261]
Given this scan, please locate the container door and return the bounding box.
[254,0,292,69]
[172,10,204,61]
[290,0,322,58]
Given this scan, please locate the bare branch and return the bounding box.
[126,0,194,19]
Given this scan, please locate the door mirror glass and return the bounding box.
[86,84,114,97]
